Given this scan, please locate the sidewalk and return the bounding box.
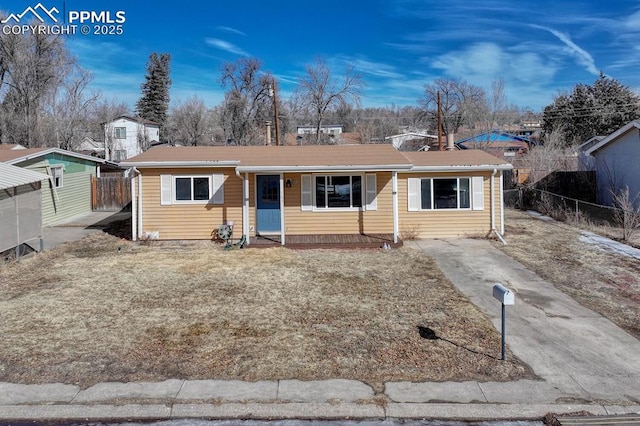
[42,211,130,250]
[1,238,639,421]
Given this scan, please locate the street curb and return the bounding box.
[0,403,638,422]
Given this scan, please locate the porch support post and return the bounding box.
[500,171,505,235]
[244,172,250,245]
[392,171,398,244]
[280,173,285,246]
[137,173,143,240]
[131,175,137,241]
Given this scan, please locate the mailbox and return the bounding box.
[493,283,514,305]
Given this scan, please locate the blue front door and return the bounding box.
[256,175,281,233]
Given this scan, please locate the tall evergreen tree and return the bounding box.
[542,73,640,146]
[135,52,171,140]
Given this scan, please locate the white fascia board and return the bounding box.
[409,164,513,172]
[585,121,640,155]
[7,148,106,165]
[235,164,413,173]
[120,161,240,168]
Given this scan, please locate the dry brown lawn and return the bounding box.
[497,209,640,339]
[0,233,531,389]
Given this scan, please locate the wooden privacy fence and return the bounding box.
[91,174,132,211]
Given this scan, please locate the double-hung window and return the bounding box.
[409,177,482,211]
[315,175,362,209]
[114,127,126,139]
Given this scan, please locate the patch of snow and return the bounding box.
[579,231,640,260]
[525,210,554,222]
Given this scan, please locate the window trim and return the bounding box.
[114,127,126,139]
[51,165,63,188]
[159,174,224,205]
[173,175,212,204]
[413,177,473,211]
[312,173,364,212]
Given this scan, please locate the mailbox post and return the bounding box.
[492,283,515,361]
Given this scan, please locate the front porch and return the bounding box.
[248,234,403,249]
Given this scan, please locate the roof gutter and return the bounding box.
[235,164,413,173]
[410,164,513,172]
[120,160,241,168]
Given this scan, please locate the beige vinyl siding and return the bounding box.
[398,171,500,238]
[281,172,393,235]
[140,167,244,240]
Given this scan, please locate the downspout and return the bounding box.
[130,167,139,241]
[392,171,398,244]
[235,169,250,245]
[490,168,507,245]
[500,171,505,235]
[138,170,142,241]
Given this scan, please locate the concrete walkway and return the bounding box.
[42,211,130,250]
[1,238,639,421]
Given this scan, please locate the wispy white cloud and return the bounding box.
[530,24,599,76]
[216,26,246,36]
[339,56,403,79]
[426,42,560,109]
[622,10,640,31]
[205,38,249,56]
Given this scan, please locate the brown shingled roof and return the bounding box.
[0,148,48,163]
[402,149,511,168]
[121,144,512,171]
[123,145,412,168]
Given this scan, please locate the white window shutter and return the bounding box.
[301,175,312,211]
[407,177,420,211]
[365,174,377,211]
[472,176,484,211]
[212,174,224,204]
[160,174,172,205]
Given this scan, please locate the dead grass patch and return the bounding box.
[497,209,640,339]
[0,232,531,388]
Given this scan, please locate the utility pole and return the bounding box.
[272,78,280,146]
[437,91,443,151]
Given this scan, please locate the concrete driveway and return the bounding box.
[42,211,130,250]
[405,238,640,404]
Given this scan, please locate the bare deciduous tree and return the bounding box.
[296,58,363,144]
[45,67,99,150]
[219,57,273,145]
[611,186,640,241]
[0,25,74,146]
[168,95,210,146]
[418,78,486,137]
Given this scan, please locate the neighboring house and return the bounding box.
[296,125,343,135]
[120,145,511,243]
[585,120,640,207]
[577,136,605,171]
[0,144,26,150]
[0,148,106,226]
[103,115,160,162]
[456,131,534,160]
[0,162,49,254]
[76,136,105,158]
[384,132,438,150]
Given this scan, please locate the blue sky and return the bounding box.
[5,0,640,112]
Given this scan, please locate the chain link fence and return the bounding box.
[505,188,618,224]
